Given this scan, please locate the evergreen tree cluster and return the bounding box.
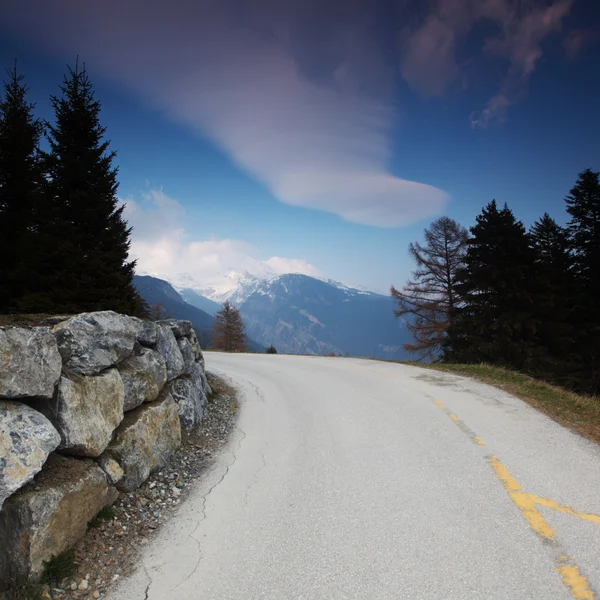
[444,170,600,395]
[0,62,142,315]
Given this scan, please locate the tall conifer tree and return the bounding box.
[0,65,44,313]
[565,169,600,394]
[447,201,538,370]
[529,213,576,384]
[44,61,140,314]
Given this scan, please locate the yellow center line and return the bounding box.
[508,490,556,541]
[528,495,600,526]
[557,556,596,600]
[432,400,599,600]
[488,455,522,492]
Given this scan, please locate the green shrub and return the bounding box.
[87,505,115,529]
[41,549,76,585]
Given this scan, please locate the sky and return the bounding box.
[0,0,598,294]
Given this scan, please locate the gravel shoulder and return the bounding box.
[2,372,239,600]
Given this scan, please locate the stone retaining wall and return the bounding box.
[0,311,210,582]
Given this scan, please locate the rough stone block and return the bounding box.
[34,370,124,458]
[0,327,62,399]
[104,392,181,492]
[0,402,60,510]
[118,348,167,411]
[0,455,118,580]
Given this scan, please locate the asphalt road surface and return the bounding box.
[109,354,600,600]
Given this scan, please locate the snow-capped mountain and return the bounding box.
[173,272,412,359]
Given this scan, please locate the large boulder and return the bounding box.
[52,311,157,376]
[155,324,185,381]
[118,348,167,411]
[192,362,211,397]
[177,337,195,376]
[103,392,181,492]
[159,319,193,339]
[33,370,124,457]
[167,377,205,430]
[0,454,118,580]
[0,402,60,511]
[187,330,205,369]
[0,327,62,399]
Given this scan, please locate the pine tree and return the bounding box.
[0,65,45,313]
[529,214,576,384]
[565,169,600,394]
[447,201,538,370]
[266,345,278,354]
[42,61,141,314]
[211,301,248,352]
[391,216,467,359]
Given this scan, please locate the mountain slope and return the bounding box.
[133,275,215,346]
[133,275,265,352]
[179,288,223,316]
[233,274,411,358]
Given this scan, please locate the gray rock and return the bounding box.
[104,392,181,491]
[187,330,205,369]
[136,320,158,346]
[167,377,204,430]
[38,370,124,457]
[52,311,156,375]
[97,455,124,485]
[177,338,195,375]
[118,348,167,411]
[0,454,118,580]
[159,319,193,339]
[192,362,211,398]
[0,327,62,399]
[0,402,60,510]
[155,324,185,381]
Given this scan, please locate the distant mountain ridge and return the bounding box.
[173,272,411,359]
[132,275,266,352]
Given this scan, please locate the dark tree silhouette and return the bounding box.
[41,61,142,314]
[565,169,600,394]
[447,201,538,370]
[391,216,467,360]
[0,65,45,313]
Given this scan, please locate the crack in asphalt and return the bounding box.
[141,375,261,597]
[170,425,248,591]
[142,566,152,600]
[243,446,269,509]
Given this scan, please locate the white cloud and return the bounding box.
[122,190,322,291]
[0,0,448,227]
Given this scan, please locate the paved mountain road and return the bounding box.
[108,354,600,600]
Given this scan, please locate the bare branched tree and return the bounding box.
[211,300,248,352]
[147,302,171,321]
[391,216,467,360]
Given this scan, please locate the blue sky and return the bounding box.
[0,0,598,293]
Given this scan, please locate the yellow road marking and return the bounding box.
[433,400,600,600]
[508,489,555,540]
[529,496,600,526]
[557,556,595,600]
[488,455,522,491]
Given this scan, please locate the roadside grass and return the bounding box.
[400,361,600,445]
